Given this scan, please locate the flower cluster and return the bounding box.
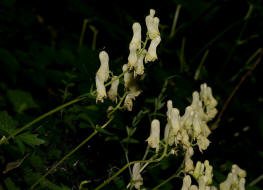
[219,164,246,190]
[95,9,161,111]
[181,162,247,190]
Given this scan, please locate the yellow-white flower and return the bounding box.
[197,135,210,152]
[128,42,138,69]
[96,51,110,102]
[107,76,119,103]
[131,22,141,50]
[145,36,161,63]
[122,64,134,88]
[232,164,246,178]
[181,175,192,190]
[124,89,141,111]
[146,119,160,152]
[131,163,143,190]
[135,49,146,76]
[145,9,160,40]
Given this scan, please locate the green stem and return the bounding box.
[194,50,210,80]
[94,144,168,190]
[30,117,114,189]
[152,160,184,190]
[169,4,182,38]
[1,96,86,145]
[79,19,89,47]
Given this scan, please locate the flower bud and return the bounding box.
[146,119,160,152]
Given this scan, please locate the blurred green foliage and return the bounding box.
[0,0,263,189]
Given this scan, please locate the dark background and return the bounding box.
[0,0,263,189]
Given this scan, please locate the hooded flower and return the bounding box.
[146,119,160,152]
[107,76,119,103]
[96,51,110,102]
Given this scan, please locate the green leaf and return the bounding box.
[4,178,20,190]
[17,133,45,147]
[95,126,114,136]
[121,137,140,144]
[0,111,18,135]
[7,90,38,113]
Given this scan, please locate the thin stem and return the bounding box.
[169,4,182,38]
[194,50,210,80]
[152,160,184,190]
[89,25,98,50]
[1,96,86,145]
[249,174,263,186]
[95,144,168,190]
[79,19,89,47]
[30,117,114,189]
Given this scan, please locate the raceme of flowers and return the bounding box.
[95,9,161,111]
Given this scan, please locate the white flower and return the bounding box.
[122,64,134,88]
[135,49,146,76]
[185,158,194,173]
[97,51,109,81]
[130,22,141,50]
[181,175,192,190]
[193,161,203,179]
[181,106,194,130]
[128,42,138,69]
[232,164,246,178]
[96,74,107,102]
[146,119,160,152]
[197,135,210,152]
[145,36,161,63]
[107,76,119,103]
[145,9,160,40]
[239,178,246,190]
[204,160,213,185]
[132,163,143,189]
[95,51,110,102]
[124,89,141,111]
[220,173,233,190]
[193,113,202,138]
[170,108,181,135]
[190,185,198,190]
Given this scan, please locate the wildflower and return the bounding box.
[190,185,198,190]
[197,135,210,152]
[128,42,138,69]
[107,76,119,103]
[130,22,142,49]
[146,119,160,152]
[96,51,110,102]
[122,64,134,88]
[124,89,141,111]
[145,36,161,63]
[135,49,146,76]
[232,164,246,178]
[131,163,143,189]
[145,9,160,40]
[181,175,192,190]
